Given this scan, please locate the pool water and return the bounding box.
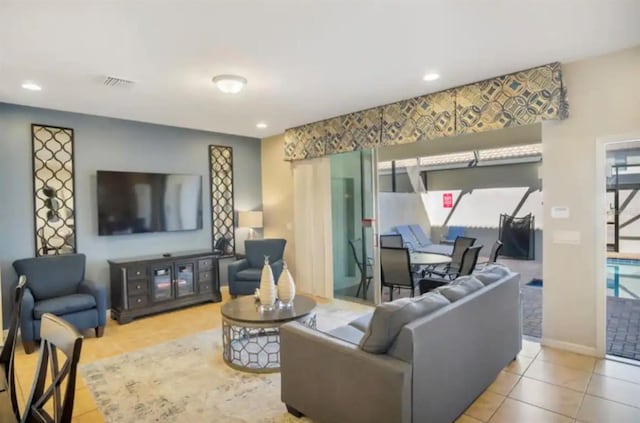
[607,258,640,299]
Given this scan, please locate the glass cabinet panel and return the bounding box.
[175,263,195,297]
[152,266,173,302]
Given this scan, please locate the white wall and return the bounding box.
[542,46,640,355]
[379,193,430,235]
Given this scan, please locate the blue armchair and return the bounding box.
[13,253,106,354]
[228,239,287,297]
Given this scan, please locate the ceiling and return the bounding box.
[1,1,639,139]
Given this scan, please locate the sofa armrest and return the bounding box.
[20,288,36,342]
[280,322,412,423]
[270,259,284,282]
[78,280,107,326]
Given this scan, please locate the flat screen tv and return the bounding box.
[97,170,203,236]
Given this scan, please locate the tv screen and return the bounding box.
[97,170,203,236]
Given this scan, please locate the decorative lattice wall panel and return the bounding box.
[31,124,77,256]
[209,145,235,254]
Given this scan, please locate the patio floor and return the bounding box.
[505,258,640,361]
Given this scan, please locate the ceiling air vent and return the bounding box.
[103,76,134,88]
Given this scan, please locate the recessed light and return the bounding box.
[212,74,247,94]
[256,122,268,129]
[422,72,440,82]
[21,82,42,91]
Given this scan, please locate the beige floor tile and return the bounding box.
[537,347,596,372]
[488,398,573,423]
[73,409,106,423]
[487,371,521,395]
[577,394,640,423]
[504,355,534,375]
[524,360,592,392]
[520,340,541,358]
[593,359,640,384]
[587,373,640,408]
[71,388,98,416]
[456,415,484,423]
[464,391,505,421]
[509,376,585,418]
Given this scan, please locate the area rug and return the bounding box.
[80,305,366,423]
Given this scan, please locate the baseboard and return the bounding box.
[541,337,602,357]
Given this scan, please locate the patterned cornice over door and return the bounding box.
[284,62,568,161]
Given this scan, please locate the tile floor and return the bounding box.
[11,289,640,423]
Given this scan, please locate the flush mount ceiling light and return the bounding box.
[21,81,42,91]
[422,72,440,82]
[256,122,268,129]
[212,74,247,94]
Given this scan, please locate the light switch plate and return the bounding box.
[551,206,570,219]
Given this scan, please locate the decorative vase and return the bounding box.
[277,261,296,306]
[259,256,276,310]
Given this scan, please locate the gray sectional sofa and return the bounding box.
[280,265,521,423]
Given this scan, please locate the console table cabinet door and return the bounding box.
[109,252,221,324]
[175,262,196,297]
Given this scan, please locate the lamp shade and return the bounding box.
[238,211,263,228]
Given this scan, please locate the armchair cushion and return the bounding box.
[77,280,107,326]
[245,239,286,268]
[235,268,262,281]
[13,254,86,301]
[33,294,96,319]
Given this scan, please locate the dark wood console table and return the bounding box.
[108,250,223,324]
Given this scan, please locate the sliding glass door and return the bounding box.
[330,150,377,304]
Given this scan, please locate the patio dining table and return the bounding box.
[410,252,452,266]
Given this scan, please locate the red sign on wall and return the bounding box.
[443,193,453,208]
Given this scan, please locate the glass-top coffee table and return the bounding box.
[221,295,317,373]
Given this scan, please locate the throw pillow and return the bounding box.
[360,292,450,354]
[475,263,511,286]
[437,277,484,302]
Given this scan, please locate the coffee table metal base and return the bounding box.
[222,313,317,373]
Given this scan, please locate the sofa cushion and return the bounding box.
[474,264,511,286]
[348,313,373,332]
[360,292,450,354]
[235,268,263,281]
[436,277,484,302]
[326,325,365,345]
[33,293,96,319]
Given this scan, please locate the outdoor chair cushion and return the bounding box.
[235,268,263,281]
[33,294,96,319]
[360,292,450,354]
[436,277,484,302]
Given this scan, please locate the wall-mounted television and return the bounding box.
[97,170,203,236]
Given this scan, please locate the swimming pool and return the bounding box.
[607,258,640,299]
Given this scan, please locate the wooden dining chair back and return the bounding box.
[0,276,27,420]
[21,313,83,423]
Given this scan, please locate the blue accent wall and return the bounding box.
[0,102,262,325]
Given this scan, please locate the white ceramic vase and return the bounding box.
[277,261,296,306]
[259,256,276,309]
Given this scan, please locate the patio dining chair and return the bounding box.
[424,236,476,279]
[380,247,417,300]
[348,239,373,300]
[418,245,483,294]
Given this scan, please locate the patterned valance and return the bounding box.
[284,62,568,161]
